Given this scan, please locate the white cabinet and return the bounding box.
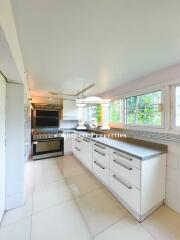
[0,76,6,222]
[64,136,72,154]
[73,137,166,222]
[109,170,140,213]
[6,83,25,210]
[62,100,78,120]
[92,143,109,184]
[72,136,83,161]
[82,138,93,170]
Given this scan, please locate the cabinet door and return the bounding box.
[64,136,72,154]
[0,77,6,221]
[73,136,83,160]
[63,100,78,120]
[82,138,93,170]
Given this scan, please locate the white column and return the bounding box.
[101,103,110,129]
[76,104,86,130]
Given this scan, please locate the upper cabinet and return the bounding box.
[62,99,78,120]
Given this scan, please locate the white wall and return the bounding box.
[166,143,180,213]
[0,74,6,221]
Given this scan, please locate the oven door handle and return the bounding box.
[34,139,60,142]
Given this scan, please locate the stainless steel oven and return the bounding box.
[33,137,64,160]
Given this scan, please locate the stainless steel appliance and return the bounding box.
[32,131,64,160]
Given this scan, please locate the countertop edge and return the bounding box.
[79,134,166,160]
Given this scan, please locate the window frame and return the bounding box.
[124,87,165,129]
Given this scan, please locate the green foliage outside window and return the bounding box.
[126,91,162,126]
[109,100,122,123]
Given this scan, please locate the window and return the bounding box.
[85,104,102,125]
[109,99,123,124]
[125,90,163,127]
[175,85,180,127]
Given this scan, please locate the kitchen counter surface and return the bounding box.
[75,131,167,160]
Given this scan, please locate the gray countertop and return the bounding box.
[76,131,167,160]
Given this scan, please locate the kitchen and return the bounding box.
[0,1,180,240]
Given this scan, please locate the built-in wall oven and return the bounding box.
[33,137,64,160]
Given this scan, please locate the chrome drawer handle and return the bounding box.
[94,143,106,149]
[83,138,90,143]
[113,159,132,171]
[94,149,105,156]
[113,151,132,161]
[75,138,81,142]
[94,161,105,170]
[113,175,132,189]
[75,147,80,151]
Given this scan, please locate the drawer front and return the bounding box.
[110,156,141,189]
[110,170,140,213]
[74,137,82,147]
[93,160,109,184]
[93,148,109,167]
[110,149,141,169]
[73,145,81,160]
[93,142,110,154]
[82,138,93,170]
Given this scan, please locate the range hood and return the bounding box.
[31,103,63,110]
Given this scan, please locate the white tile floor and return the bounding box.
[1,154,180,240]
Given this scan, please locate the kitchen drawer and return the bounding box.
[110,170,140,213]
[73,145,81,160]
[93,160,109,184]
[110,156,141,189]
[93,142,110,153]
[110,149,141,169]
[93,148,109,167]
[74,137,82,146]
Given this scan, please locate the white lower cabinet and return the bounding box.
[82,138,93,170]
[72,136,83,160]
[73,137,166,222]
[109,156,140,189]
[93,160,109,185]
[64,136,72,154]
[109,170,140,213]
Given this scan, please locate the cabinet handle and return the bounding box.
[113,175,132,189]
[83,138,90,143]
[94,143,106,149]
[113,159,132,170]
[94,149,105,156]
[75,147,80,151]
[75,138,81,142]
[94,161,105,170]
[113,151,132,161]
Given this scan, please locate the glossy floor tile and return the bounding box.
[2,196,33,227]
[31,200,91,240]
[142,205,180,240]
[76,188,126,236]
[66,172,103,198]
[57,160,88,178]
[33,180,73,213]
[94,215,154,240]
[0,217,31,240]
[1,155,180,240]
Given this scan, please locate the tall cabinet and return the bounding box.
[0,75,6,222]
[5,83,25,210]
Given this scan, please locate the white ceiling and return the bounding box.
[11,0,180,98]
